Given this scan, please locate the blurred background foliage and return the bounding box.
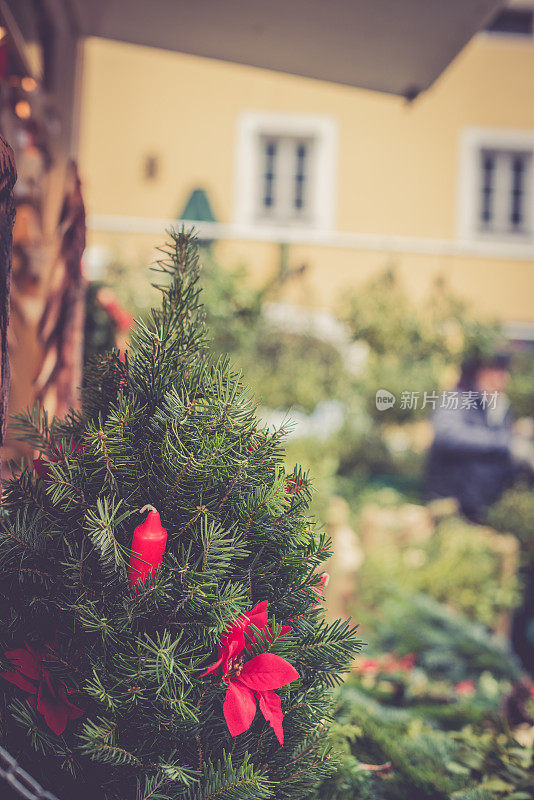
[489,488,534,555]
[356,512,519,629]
[83,246,534,798]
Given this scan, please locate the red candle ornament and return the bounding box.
[128,505,168,589]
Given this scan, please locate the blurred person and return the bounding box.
[426,352,534,673]
[426,352,518,524]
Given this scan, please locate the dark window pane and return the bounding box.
[511,156,526,228]
[263,141,277,209]
[294,143,307,210]
[486,9,533,35]
[481,152,494,225]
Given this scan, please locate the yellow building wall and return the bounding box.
[79,34,534,322]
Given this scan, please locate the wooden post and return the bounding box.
[0,133,16,490]
[35,160,86,416]
[1,3,86,467]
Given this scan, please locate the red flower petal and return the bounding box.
[203,603,267,679]
[202,629,246,678]
[240,653,299,692]
[221,638,244,675]
[221,628,245,657]
[33,458,51,479]
[37,673,84,736]
[2,646,41,682]
[257,689,284,745]
[37,673,70,735]
[223,680,257,737]
[0,670,37,694]
[243,601,268,630]
[200,649,225,678]
[245,624,292,651]
[264,624,292,642]
[56,682,85,715]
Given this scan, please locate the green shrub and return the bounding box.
[488,488,534,554]
[356,515,519,629]
[508,352,534,419]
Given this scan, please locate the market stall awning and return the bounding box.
[69,0,503,97]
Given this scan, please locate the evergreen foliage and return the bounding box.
[314,679,534,800]
[364,593,521,684]
[312,591,533,800]
[0,230,360,800]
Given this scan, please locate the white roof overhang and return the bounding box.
[69,0,503,97]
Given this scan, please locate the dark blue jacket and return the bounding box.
[426,395,513,522]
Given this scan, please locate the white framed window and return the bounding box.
[234,112,337,231]
[457,128,534,243]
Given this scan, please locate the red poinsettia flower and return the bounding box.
[1,643,84,735]
[454,679,476,697]
[358,658,381,675]
[202,601,269,678]
[202,602,298,744]
[397,653,416,671]
[358,652,416,676]
[33,441,83,480]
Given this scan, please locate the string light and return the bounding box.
[21,76,38,93]
[14,100,31,119]
[0,27,6,42]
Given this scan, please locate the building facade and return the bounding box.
[80,7,534,330]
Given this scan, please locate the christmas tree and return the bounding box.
[0,230,360,800]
